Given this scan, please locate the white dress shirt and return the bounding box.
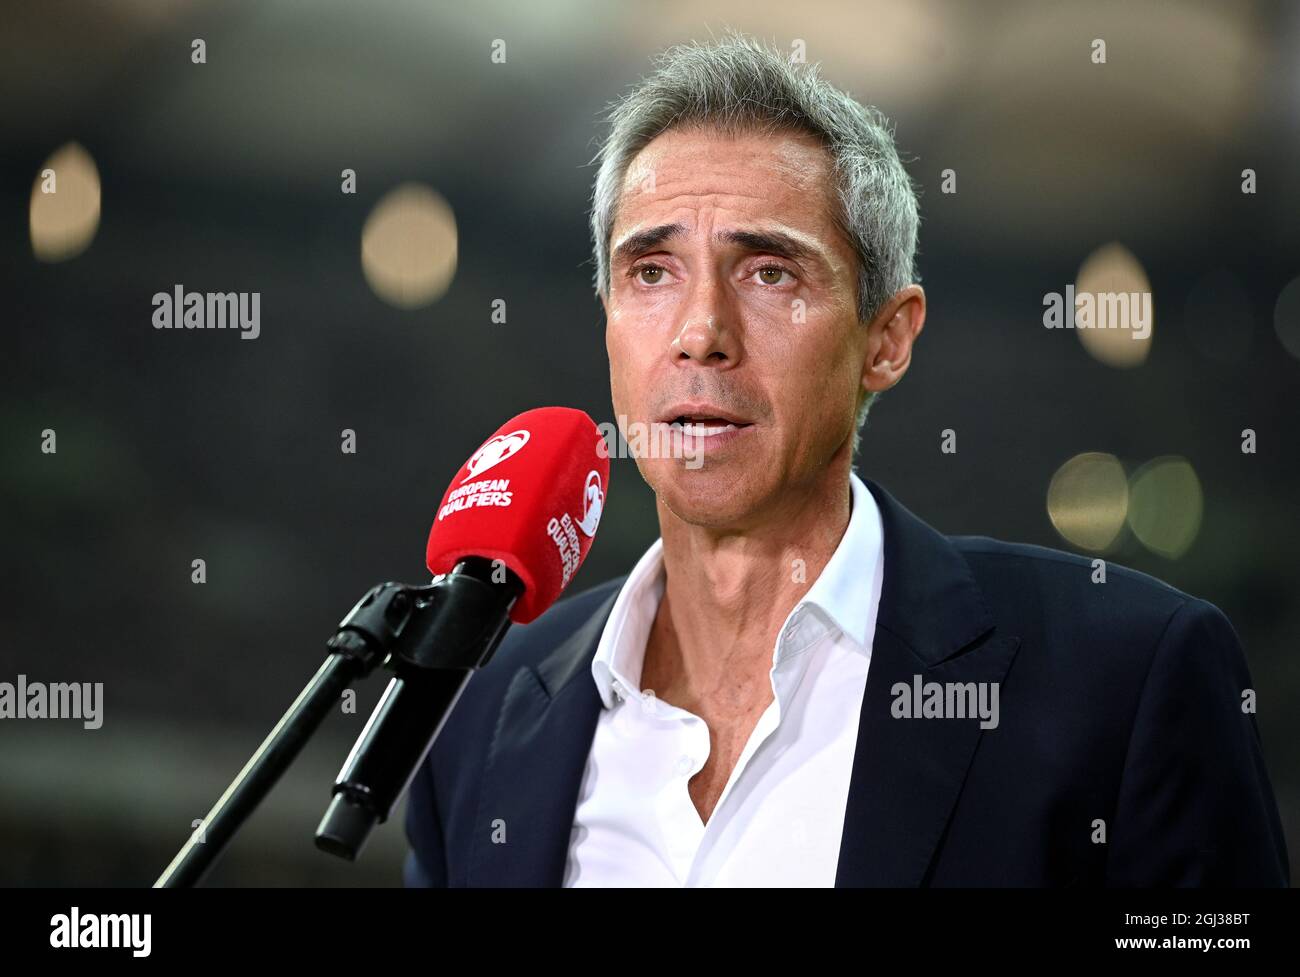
[563,472,886,887]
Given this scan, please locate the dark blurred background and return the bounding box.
[1,0,1296,886]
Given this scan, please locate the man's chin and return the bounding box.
[643,463,764,530]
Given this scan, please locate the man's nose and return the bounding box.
[673,279,739,365]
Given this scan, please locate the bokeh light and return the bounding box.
[360,183,458,309]
[1274,274,1300,361]
[1046,452,1129,552]
[1074,242,1153,368]
[29,142,101,262]
[1127,456,1203,559]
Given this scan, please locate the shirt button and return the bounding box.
[675,755,694,776]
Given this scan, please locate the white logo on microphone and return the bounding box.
[462,429,530,482]
[576,470,604,537]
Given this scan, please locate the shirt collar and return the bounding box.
[795,470,884,655]
[590,537,665,710]
[590,471,884,710]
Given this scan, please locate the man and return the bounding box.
[404,33,1288,887]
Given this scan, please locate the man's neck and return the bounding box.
[642,463,854,708]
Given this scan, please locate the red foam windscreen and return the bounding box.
[425,407,610,624]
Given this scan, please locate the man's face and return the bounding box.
[603,126,868,530]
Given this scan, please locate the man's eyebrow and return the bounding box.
[611,223,824,267]
[717,228,819,263]
[611,223,686,266]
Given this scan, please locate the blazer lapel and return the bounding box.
[468,587,617,887]
[836,479,1022,886]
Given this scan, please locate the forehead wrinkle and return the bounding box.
[611,141,849,279]
[635,130,833,200]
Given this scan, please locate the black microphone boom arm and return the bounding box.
[316,557,523,859]
[153,558,521,887]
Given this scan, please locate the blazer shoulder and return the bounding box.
[948,533,1203,637]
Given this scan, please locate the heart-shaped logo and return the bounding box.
[462,429,530,481]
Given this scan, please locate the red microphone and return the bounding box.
[426,406,610,623]
[314,408,612,860]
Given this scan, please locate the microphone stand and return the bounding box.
[154,558,521,888]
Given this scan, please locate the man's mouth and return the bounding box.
[666,412,754,438]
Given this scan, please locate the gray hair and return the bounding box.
[587,30,921,454]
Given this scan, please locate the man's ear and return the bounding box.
[862,285,926,395]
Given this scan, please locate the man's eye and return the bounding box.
[753,265,794,286]
[632,263,668,285]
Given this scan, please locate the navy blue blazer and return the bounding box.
[403,477,1289,887]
